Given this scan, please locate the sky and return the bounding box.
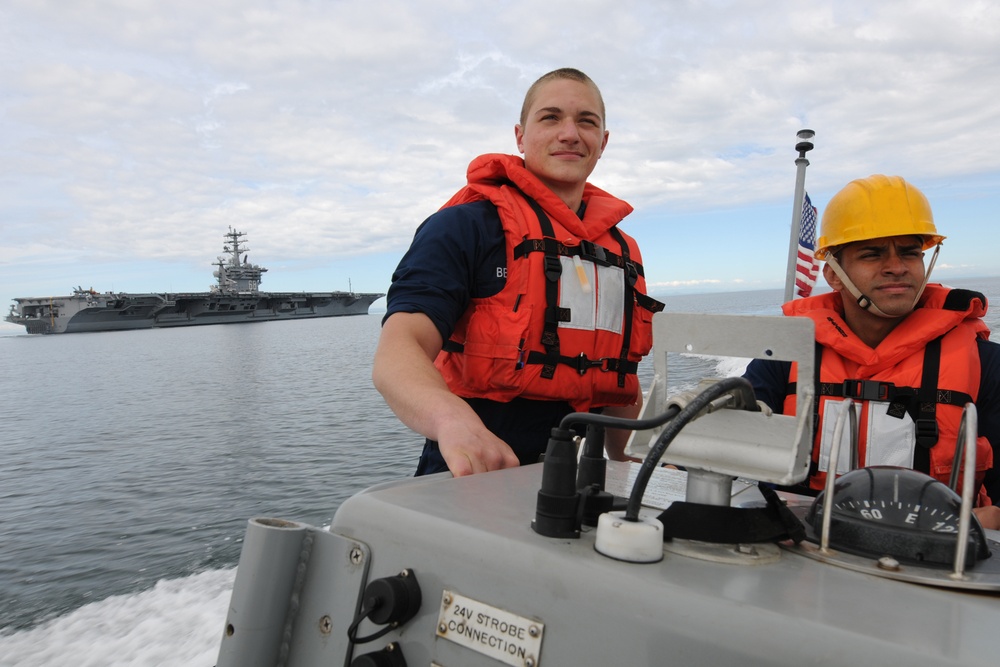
[3,0,999,324]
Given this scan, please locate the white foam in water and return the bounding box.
[714,356,751,378]
[678,353,752,381]
[0,569,235,667]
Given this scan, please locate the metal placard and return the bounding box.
[436,590,544,666]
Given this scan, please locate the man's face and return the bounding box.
[825,235,926,318]
[514,78,609,199]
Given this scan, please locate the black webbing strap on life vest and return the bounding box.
[913,337,943,472]
[511,219,652,273]
[522,351,639,375]
[609,226,635,388]
[635,290,666,314]
[521,196,563,379]
[514,236,626,270]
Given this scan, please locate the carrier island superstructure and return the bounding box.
[5,228,384,334]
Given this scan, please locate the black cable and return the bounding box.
[568,407,680,497]
[351,624,395,646]
[347,596,395,646]
[558,405,681,437]
[624,377,755,521]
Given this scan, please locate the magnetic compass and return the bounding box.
[804,466,991,568]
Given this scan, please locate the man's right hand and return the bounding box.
[437,419,521,477]
[438,424,520,477]
[373,311,521,477]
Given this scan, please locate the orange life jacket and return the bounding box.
[434,154,664,411]
[782,285,993,494]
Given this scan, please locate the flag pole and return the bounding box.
[783,129,815,303]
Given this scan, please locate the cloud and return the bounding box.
[2,0,999,307]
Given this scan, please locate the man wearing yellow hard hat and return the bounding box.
[745,175,1000,529]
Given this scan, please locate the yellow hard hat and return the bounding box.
[815,174,945,259]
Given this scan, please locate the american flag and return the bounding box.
[795,193,819,298]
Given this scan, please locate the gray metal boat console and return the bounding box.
[217,313,1000,667]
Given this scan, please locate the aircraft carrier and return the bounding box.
[5,228,384,335]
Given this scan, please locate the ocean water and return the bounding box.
[1,278,997,666]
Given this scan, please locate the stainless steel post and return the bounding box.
[783,129,815,304]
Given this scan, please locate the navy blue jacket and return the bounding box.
[385,201,576,475]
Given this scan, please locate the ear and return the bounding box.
[823,263,842,291]
[514,124,524,153]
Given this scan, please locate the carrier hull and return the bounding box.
[6,227,383,334]
[7,290,381,334]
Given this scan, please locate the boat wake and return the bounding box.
[0,569,235,667]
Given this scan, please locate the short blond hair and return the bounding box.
[519,68,606,128]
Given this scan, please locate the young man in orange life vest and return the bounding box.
[373,68,663,478]
[745,175,1000,530]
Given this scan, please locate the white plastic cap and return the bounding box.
[594,511,664,563]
